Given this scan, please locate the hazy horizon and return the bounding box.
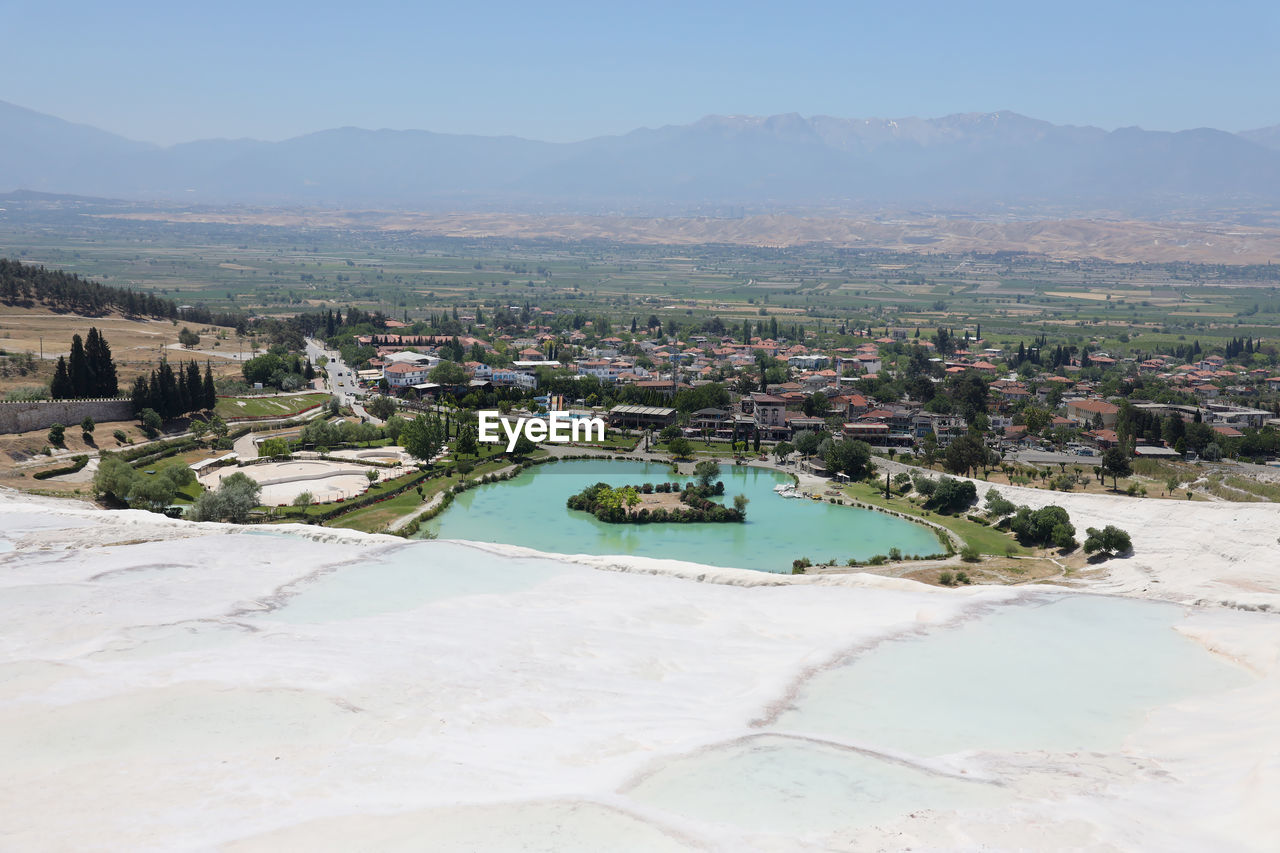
[4,0,1279,145]
[5,97,1278,148]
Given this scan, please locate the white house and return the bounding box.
[383,362,433,388]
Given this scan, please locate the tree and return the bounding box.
[366,395,397,420]
[1021,406,1052,435]
[773,441,794,463]
[794,430,822,459]
[430,360,468,386]
[81,416,95,435]
[668,437,693,459]
[802,392,828,417]
[733,494,750,516]
[693,460,721,489]
[242,352,284,386]
[1101,446,1132,490]
[292,491,314,507]
[178,327,200,348]
[189,472,261,523]
[944,434,988,477]
[93,456,137,503]
[510,434,537,457]
[1010,504,1076,549]
[50,356,73,399]
[984,488,1016,518]
[202,364,217,410]
[400,414,445,461]
[455,426,479,457]
[85,327,117,397]
[926,477,978,513]
[824,438,873,480]
[1084,525,1133,557]
[127,473,177,512]
[258,437,291,458]
[139,408,163,438]
[68,333,92,397]
[48,423,66,447]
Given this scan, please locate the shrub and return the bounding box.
[1010,504,1075,549]
[912,475,938,497]
[925,477,977,514]
[47,423,66,447]
[867,554,888,566]
[33,454,89,480]
[939,570,956,586]
[956,571,972,584]
[887,547,903,561]
[792,557,812,574]
[984,489,1016,518]
[960,545,981,562]
[1083,525,1133,557]
[113,429,129,445]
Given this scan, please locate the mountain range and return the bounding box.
[3,100,1280,215]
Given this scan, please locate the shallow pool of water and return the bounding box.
[774,593,1252,755]
[418,459,942,572]
[264,542,570,624]
[627,734,1004,835]
[627,593,1252,836]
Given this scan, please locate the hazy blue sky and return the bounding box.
[4,0,1278,144]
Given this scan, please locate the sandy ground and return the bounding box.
[0,489,1277,851]
[101,210,1280,264]
[198,458,407,506]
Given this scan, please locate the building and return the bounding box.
[490,369,538,391]
[383,362,432,388]
[608,404,677,430]
[1064,398,1120,429]
[751,392,789,440]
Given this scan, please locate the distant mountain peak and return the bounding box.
[1,102,1278,214]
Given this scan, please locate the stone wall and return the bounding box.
[0,399,134,434]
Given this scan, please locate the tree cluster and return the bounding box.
[130,361,216,420]
[93,456,195,512]
[50,328,118,399]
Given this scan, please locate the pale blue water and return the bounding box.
[630,594,1253,835]
[417,459,943,572]
[268,542,569,624]
[775,593,1254,755]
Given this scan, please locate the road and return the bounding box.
[305,338,378,423]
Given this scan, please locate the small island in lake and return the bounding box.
[566,462,749,524]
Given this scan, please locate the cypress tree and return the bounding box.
[156,362,179,419]
[51,356,73,399]
[68,334,92,398]
[176,363,191,415]
[203,364,217,410]
[146,371,161,414]
[86,327,118,397]
[130,375,149,415]
[185,361,202,413]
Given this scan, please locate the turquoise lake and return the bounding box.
[417,458,943,572]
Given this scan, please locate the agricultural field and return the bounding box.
[3,201,1279,367]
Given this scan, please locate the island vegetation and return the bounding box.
[566,461,748,524]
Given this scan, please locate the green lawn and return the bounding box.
[215,392,330,419]
[842,480,1030,556]
[325,457,515,532]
